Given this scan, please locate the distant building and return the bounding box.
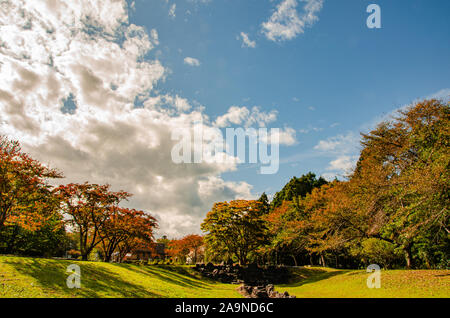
[186,245,205,264]
[122,243,166,262]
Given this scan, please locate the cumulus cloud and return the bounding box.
[327,155,356,172]
[214,106,278,128]
[214,106,296,147]
[239,32,256,48]
[0,0,256,237]
[262,0,324,42]
[184,57,201,66]
[314,132,360,179]
[260,127,297,146]
[314,132,359,153]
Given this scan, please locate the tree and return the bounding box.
[201,200,267,265]
[54,183,131,260]
[263,200,307,266]
[257,192,270,214]
[0,136,62,230]
[302,99,449,268]
[168,234,204,264]
[351,99,449,268]
[0,213,72,257]
[270,172,327,210]
[168,238,190,263]
[99,207,157,262]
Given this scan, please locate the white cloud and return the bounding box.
[298,126,322,134]
[214,106,278,128]
[214,106,296,147]
[327,155,356,172]
[262,0,324,42]
[184,56,201,66]
[239,32,256,48]
[187,0,212,4]
[0,0,256,237]
[314,132,360,178]
[169,3,176,18]
[314,132,359,153]
[260,127,297,146]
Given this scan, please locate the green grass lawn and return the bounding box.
[0,255,241,298]
[275,267,450,298]
[1,256,448,298]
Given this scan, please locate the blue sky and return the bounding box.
[130,0,450,196]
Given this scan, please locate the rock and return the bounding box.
[236,283,293,298]
[251,286,269,298]
[194,262,293,292]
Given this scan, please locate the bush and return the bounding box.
[67,249,81,259]
[360,238,402,268]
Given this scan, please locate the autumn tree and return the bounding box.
[0,136,62,230]
[302,99,449,268]
[350,99,449,268]
[54,183,131,260]
[0,213,71,257]
[264,182,347,267]
[168,234,204,264]
[262,200,304,265]
[270,172,327,210]
[99,207,157,262]
[201,200,267,265]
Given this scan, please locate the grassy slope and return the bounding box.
[1,256,448,298]
[0,255,241,298]
[276,267,450,298]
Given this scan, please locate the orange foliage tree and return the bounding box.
[0,136,62,231]
[99,207,158,262]
[168,234,204,264]
[54,183,131,260]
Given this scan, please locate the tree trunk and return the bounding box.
[104,252,112,262]
[404,244,413,269]
[291,254,298,266]
[5,225,19,254]
[320,254,326,267]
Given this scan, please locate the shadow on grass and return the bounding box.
[280,267,351,288]
[435,273,450,277]
[4,258,160,298]
[114,264,214,290]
